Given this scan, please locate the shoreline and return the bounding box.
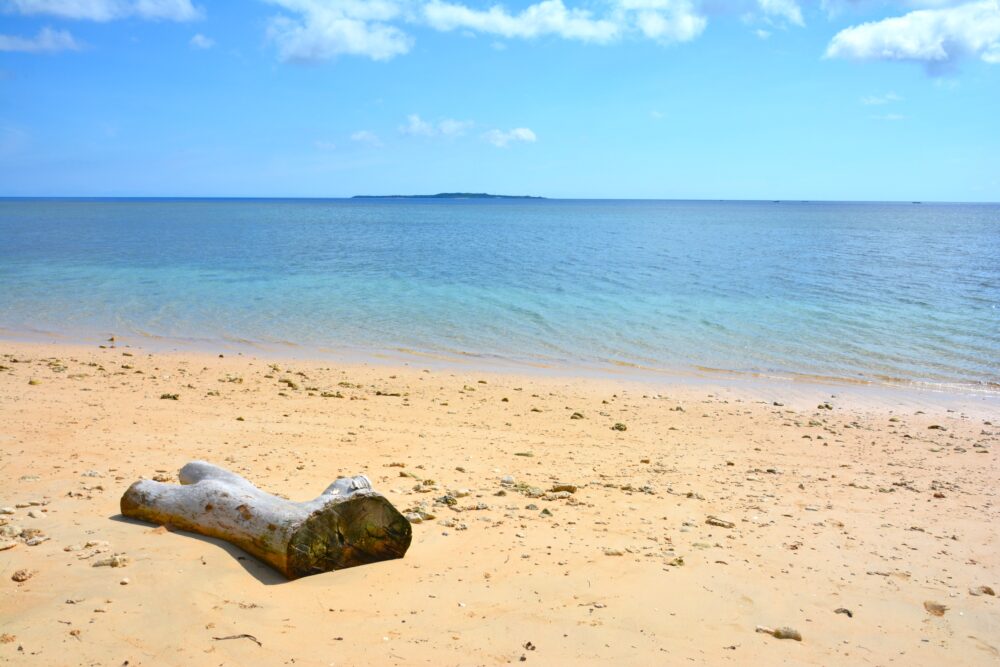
[3,327,998,416]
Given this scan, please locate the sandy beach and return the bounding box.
[0,339,997,666]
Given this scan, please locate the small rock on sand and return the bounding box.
[969,586,995,597]
[756,626,802,641]
[93,554,129,568]
[706,516,735,529]
[11,569,32,582]
[923,601,947,617]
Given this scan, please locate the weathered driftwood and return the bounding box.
[120,461,411,579]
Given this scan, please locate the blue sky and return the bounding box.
[1,0,998,200]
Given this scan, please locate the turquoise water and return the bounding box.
[1,198,998,389]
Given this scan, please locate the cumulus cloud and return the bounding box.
[400,113,436,136]
[438,117,474,136]
[350,129,383,146]
[621,0,707,42]
[265,0,413,62]
[0,26,81,52]
[189,32,213,49]
[3,0,202,21]
[826,0,1000,68]
[423,0,621,43]
[424,0,706,44]
[400,113,474,137]
[483,127,536,147]
[756,0,804,26]
[264,0,709,63]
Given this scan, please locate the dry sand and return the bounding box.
[0,340,998,666]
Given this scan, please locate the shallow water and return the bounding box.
[1,198,997,390]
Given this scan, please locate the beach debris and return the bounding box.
[923,601,948,617]
[834,608,853,618]
[212,634,262,647]
[969,586,995,597]
[11,569,32,582]
[159,393,179,400]
[756,626,802,641]
[706,516,735,529]
[120,461,412,579]
[0,634,15,644]
[549,484,577,494]
[92,554,129,568]
[611,423,628,431]
[570,412,584,419]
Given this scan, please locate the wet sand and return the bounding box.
[1,340,997,665]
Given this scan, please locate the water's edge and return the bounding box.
[4,322,997,407]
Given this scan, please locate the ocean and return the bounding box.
[1,198,997,390]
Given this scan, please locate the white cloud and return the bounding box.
[826,0,1000,67]
[189,32,213,49]
[861,91,903,104]
[265,0,413,62]
[400,113,474,137]
[350,129,383,146]
[622,0,707,42]
[755,27,771,38]
[3,0,202,21]
[262,0,710,63]
[400,113,436,136]
[423,0,621,42]
[483,127,536,147]
[424,0,706,45]
[438,117,474,136]
[0,26,81,52]
[756,0,804,26]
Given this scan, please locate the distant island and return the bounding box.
[352,192,545,200]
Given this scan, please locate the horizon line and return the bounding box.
[2,196,998,205]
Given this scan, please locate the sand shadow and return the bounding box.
[109,514,288,586]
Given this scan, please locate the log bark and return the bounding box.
[120,461,412,579]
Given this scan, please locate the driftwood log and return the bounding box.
[120,461,412,579]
